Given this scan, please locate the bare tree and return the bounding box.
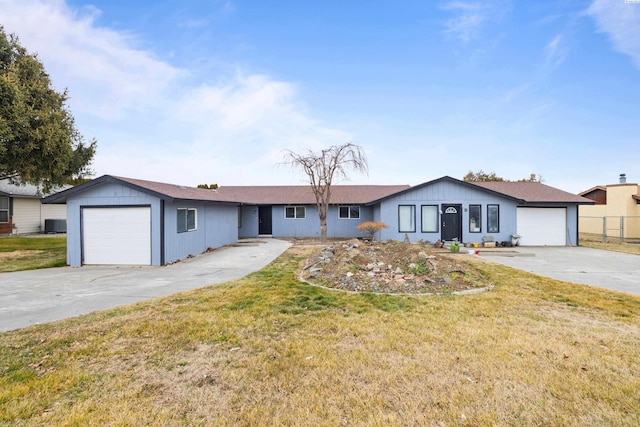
[283,143,368,242]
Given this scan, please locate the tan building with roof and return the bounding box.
[579,174,640,241]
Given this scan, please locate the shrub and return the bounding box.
[356,221,388,240]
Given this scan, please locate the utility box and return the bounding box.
[44,219,67,233]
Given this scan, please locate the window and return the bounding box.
[487,204,499,233]
[0,197,8,223]
[339,206,360,219]
[285,206,306,219]
[177,208,197,233]
[398,205,416,233]
[469,205,481,233]
[421,205,438,232]
[238,206,242,228]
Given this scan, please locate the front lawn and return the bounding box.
[0,236,66,272]
[1,245,639,425]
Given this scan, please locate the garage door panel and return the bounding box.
[517,208,566,246]
[82,207,151,265]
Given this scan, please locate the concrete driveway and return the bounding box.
[480,246,640,296]
[0,238,291,332]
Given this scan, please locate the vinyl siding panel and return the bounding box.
[12,198,42,234]
[163,201,238,263]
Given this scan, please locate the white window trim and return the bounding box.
[338,205,360,219]
[285,206,306,219]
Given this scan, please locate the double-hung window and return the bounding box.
[487,204,499,233]
[285,206,306,219]
[469,205,481,233]
[339,206,360,219]
[177,208,197,233]
[398,205,416,233]
[0,197,8,223]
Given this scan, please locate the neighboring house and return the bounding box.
[578,174,640,241]
[44,174,593,267]
[0,179,67,235]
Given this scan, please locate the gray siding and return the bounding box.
[567,205,579,246]
[163,201,238,263]
[239,205,259,238]
[66,182,162,266]
[377,180,519,244]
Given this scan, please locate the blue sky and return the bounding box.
[1,0,638,192]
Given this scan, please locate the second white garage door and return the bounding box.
[516,208,566,246]
[82,207,151,265]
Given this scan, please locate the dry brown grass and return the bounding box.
[1,244,639,426]
[580,234,640,255]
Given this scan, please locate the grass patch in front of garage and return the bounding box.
[0,236,66,272]
[1,245,640,425]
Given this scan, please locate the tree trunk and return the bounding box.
[319,217,327,243]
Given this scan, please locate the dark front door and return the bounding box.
[258,206,272,235]
[441,204,462,242]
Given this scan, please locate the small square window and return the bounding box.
[285,206,306,219]
[177,208,197,232]
[339,206,360,219]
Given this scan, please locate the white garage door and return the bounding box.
[82,207,151,265]
[517,208,566,246]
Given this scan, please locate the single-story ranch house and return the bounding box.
[43,175,593,266]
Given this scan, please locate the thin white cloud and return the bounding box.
[544,34,569,72]
[587,0,640,69]
[0,0,351,185]
[441,0,510,44]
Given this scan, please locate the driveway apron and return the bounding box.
[480,246,640,297]
[0,238,291,332]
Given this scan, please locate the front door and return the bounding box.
[441,204,462,242]
[258,206,272,235]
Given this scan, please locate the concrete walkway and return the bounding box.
[0,238,291,332]
[480,246,640,297]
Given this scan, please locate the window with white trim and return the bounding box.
[285,206,306,219]
[177,208,197,233]
[0,197,8,223]
[339,206,360,219]
[398,205,416,233]
[421,205,438,232]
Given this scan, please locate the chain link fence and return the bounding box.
[579,216,640,243]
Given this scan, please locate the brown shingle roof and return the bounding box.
[216,185,410,205]
[471,181,592,203]
[118,177,409,204]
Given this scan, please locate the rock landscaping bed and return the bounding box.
[300,239,493,295]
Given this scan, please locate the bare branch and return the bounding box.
[282,143,368,242]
